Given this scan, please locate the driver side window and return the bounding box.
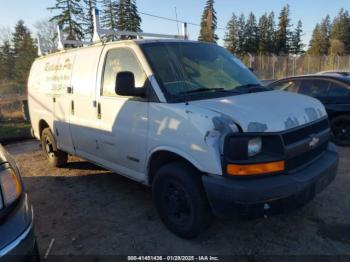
[102,48,147,97]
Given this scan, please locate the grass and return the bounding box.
[0,121,31,143]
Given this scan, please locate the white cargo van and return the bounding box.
[28,34,339,238]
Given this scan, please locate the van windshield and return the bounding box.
[141,42,262,101]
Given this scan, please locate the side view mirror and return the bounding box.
[115,71,145,97]
[248,67,254,73]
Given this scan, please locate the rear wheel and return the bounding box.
[331,115,350,146]
[152,162,213,239]
[41,128,68,167]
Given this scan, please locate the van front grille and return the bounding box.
[282,118,329,146]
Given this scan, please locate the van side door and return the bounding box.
[69,46,104,161]
[53,53,76,154]
[96,45,149,182]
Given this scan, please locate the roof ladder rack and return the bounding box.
[57,25,91,50]
[92,8,188,42]
[38,8,189,56]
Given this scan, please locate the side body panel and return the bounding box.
[28,55,60,139]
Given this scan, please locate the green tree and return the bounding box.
[267,12,276,53]
[330,8,350,54]
[258,13,270,54]
[48,0,84,40]
[224,13,238,54]
[275,4,291,54]
[198,0,218,43]
[116,0,142,32]
[81,0,100,40]
[101,0,118,30]
[308,16,331,55]
[12,20,37,89]
[244,12,259,54]
[236,13,246,54]
[0,41,15,81]
[290,20,304,54]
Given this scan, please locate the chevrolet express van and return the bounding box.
[28,40,339,238]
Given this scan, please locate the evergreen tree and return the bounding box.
[81,0,100,40]
[308,16,331,55]
[0,41,15,81]
[320,15,331,54]
[198,0,218,43]
[290,20,304,54]
[236,13,246,54]
[308,24,323,55]
[100,0,118,30]
[267,12,276,53]
[244,12,259,54]
[275,4,291,54]
[330,8,350,54]
[48,0,84,40]
[116,0,141,32]
[224,13,238,54]
[258,13,270,54]
[12,20,37,88]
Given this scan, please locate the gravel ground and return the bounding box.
[5,140,350,257]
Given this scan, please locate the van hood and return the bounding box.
[190,90,327,132]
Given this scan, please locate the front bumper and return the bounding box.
[0,194,38,261]
[202,143,339,218]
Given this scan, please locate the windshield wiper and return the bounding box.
[235,83,272,93]
[179,88,225,95]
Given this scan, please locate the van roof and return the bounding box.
[36,38,205,60]
[35,39,201,60]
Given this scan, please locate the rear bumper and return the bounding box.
[202,143,339,218]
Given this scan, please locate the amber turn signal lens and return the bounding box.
[226,161,285,176]
[0,168,22,207]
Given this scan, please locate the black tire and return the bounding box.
[331,115,350,146]
[41,128,68,167]
[152,162,214,239]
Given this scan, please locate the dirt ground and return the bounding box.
[4,140,350,256]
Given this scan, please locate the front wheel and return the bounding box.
[41,128,68,167]
[331,115,350,146]
[152,162,214,239]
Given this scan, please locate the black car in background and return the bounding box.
[0,145,39,261]
[269,75,350,146]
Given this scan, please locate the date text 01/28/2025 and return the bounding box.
[127,256,220,261]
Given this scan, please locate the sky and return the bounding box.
[0,0,348,47]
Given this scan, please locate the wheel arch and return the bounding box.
[147,147,205,185]
[38,119,50,139]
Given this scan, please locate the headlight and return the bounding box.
[248,137,262,157]
[0,168,22,208]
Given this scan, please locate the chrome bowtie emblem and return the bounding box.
[309,136,320,148]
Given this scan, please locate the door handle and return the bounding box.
[53,97,56,103]
[67,86,73,94]
[71,100,75,115]
[97,102,101,119]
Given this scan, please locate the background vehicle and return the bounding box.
[317,70,350,77]
[269,75,350,146]
[0,144,39,261]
